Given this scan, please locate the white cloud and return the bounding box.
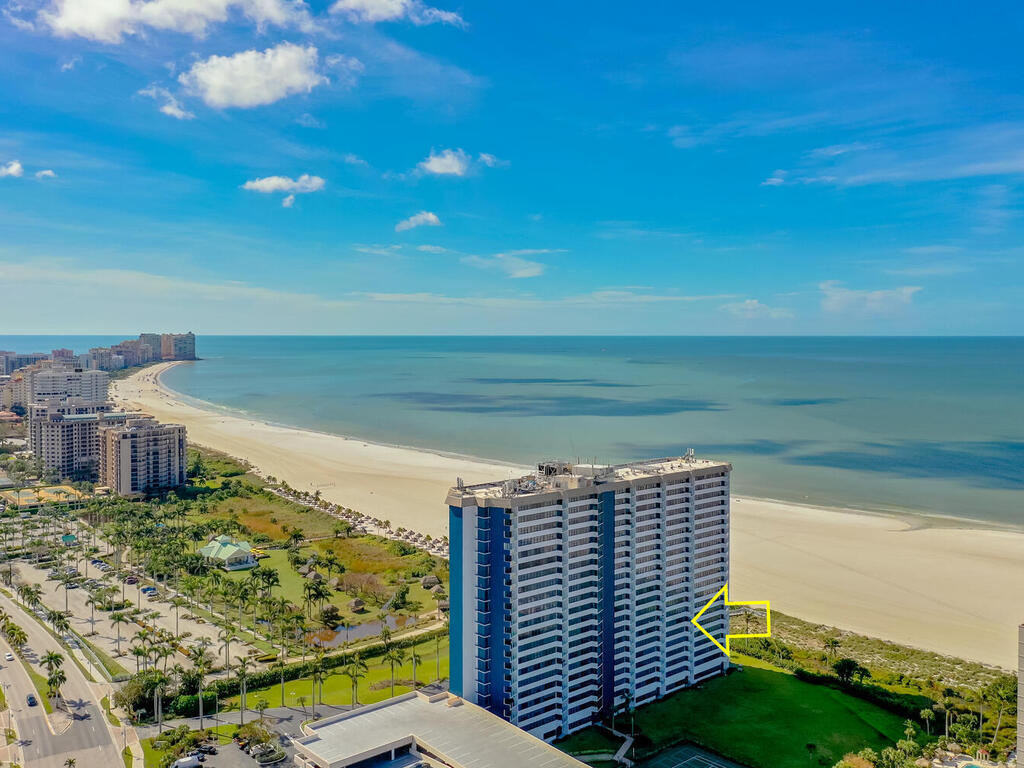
[281,194,295,208]
[395,210,441,231]
[462,252,545,279]
[342,153,367,166]
[883,264,968,277]
[477,152,506,168]
[35,169,57,179]
[720,299,793,319]
[0,160,24,178]
[38,0,311,43]
[329,0,463,27]
[761,170,787,186]
[417,148,470,176]
[242,173,326,196]
[179,43,330,109]
[819,280,921,314]
[295,113,324,128]
[60,54,81,71]
[353,244,401,255]
[416,244,448,253]
[807,142,872,158]
[902,245,962,255]
[138,84,195,120]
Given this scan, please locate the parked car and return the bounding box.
[196,745,217,755]
[124,576,138,584]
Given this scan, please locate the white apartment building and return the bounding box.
[31,366,108,402]
[27,401,126,480]
[2,363,109,409]
[447,455,731,741]
[98,416,187,497]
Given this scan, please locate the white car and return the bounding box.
[4,652,13,662]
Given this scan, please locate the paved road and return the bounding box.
[0,591,124,768]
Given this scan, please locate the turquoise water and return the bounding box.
[4,335,1023,528]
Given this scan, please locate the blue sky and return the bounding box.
[1,1,1022,334]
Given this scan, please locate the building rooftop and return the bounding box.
[294,690,589,768]
[447,454,730,504]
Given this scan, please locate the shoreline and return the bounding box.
[111,361,1024,669]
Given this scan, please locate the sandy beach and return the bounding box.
[112,361,1024,669]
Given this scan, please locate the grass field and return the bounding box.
[627,655,908,768]
[221,635,450,711]
[219,545,444,628]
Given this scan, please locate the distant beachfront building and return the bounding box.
[199,534,257,570]
[160,332,196,361]
[138,333,163,360]
[98,416,187,497]
[447,456,732,741]
[0,351,48,376]
[28,401,127,480]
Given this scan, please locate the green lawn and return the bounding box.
[221,636,450,711]
[629,655,907,768]
[102,695,121,726]
[83,635,130,679]
[219,546,443,629]
[554,727,623,756]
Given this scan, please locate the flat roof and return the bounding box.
[447,455,730,505]
[294,691,589,768]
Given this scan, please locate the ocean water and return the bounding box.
[4,335,1023,528]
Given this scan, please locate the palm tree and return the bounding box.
[170,596,187,636]
[310,649,326,717]
[271,656,288,707]
[343,653,368,706]
[296,695,307,719]
[920,707,935,735]
[47,668,67,706]
[110,612,129,655]
[409,642,422,690]
[435,620,447,682]
[383,646,407,698]
[5,624,27,652]
[85,593,99,636]
[218,628,236,668]
[42,650,65,675]
[255,698,269,723]
[985,674,1016,744]
[189,643,213,730]
[64,759,76,768]
[235,657,252,726]
[823,636,840,660]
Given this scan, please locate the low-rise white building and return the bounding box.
[292,689,589,768]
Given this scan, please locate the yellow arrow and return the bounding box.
[690,582,771,657]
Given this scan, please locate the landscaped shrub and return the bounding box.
[168,691,218,717]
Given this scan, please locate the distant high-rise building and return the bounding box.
[0,351,48,376]
[51,348,74,360]
[139,333,162,360]
[160,332,196,361]
[447,456,731,741]
[99,416,187,496]
[28,400,126,481]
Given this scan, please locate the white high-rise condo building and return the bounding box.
[447,455,731,741]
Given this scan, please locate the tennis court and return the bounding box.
[640,744,748,768]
